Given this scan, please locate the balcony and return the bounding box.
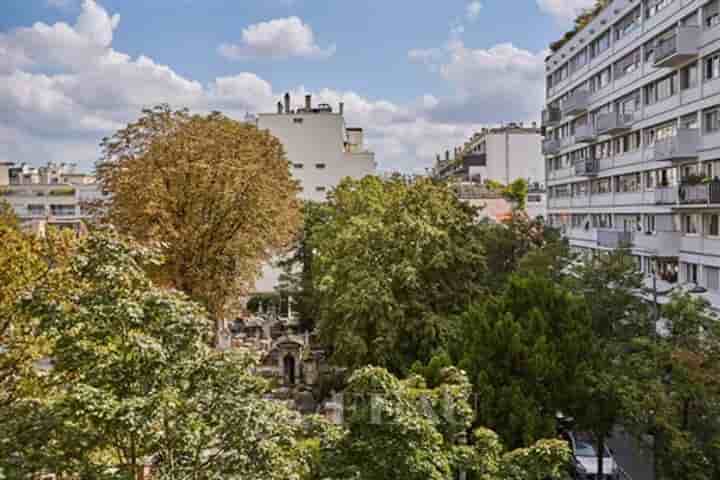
[654,26,700,68]
[542,107,562,128]
[562,89,590,117]
[678,182,720,205]
[574,157,599,177]
[654,187,678,204]
[633,231,681,256]
[596,112,636,136]
[652,129,699,162]
[542,138,561,156]
[574,124,597,143]
[597,229,633,249]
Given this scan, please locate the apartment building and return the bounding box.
[253,94,377,292]
[0,162,100,234]
[256,93,377,202]
[544,0,720,297]
[433,124,546,220]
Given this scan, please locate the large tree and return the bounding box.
[310,176,486,374]
[449,273,593,449]
[0,231,310,479]
[97,105,301,338]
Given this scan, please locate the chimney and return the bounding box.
[284,93,290,114]
[445,150,450,162]
[339,102,344,115]
[277,101,283,114]
[305,94,312,111]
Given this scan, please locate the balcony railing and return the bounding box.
[678,182,720,205]
[597,229,633,249]
[574,124,597,143]
[562,89,590,117]
[653,129,699,162]
[654,26,700,68]
[654,186,678,204]
[574,157,599,177]
[542,138,561,155]
[542,107,562,127]
[596,111,637,136]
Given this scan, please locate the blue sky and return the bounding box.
[0,0,593,172]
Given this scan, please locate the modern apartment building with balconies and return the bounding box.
[0,161,101,234]
[544,0,720,295]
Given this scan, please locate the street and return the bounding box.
[608,428,654,480]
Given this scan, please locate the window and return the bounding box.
[27,204,45,215]
[315,163,327,169]
[681,63,698,89]
[706,266,720,291]
[681,113,699,130]
[50,205,76,217]
[293,118,304,124]
[707,213,720,237]
[705,52,720,80]
[685,262,699,284]
[705,107,720,133]
[616,172,642,193]
[615,50,641,79]
[590,31,611,58]
[645,74,676,104]
[589,67,612,92]
[683,214,701,235]
[646,0,674,19]
[293,163,304,169]
[645,214,656,234]
[616,8,641,40]
[315,186,326,192]
[706,0,720,29]
[570,49,588,73]
[591,178,612,194]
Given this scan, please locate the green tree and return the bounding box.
[97,105,301,341]
[566,249,650,479]
[449,273,593,449]
[312,176,486,374]
[479,212,567,292]
[0,230,309,479]
[278,201,330,331]
[625,293,720,479]
[317,367,570,480]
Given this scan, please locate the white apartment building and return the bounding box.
[253,94,377,292]
[0,162,100,235]
[256,93,377,202]
[544,0,720,299]
[434,124,547,219]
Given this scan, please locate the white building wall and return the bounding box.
[254,103,377,293]
[257,112,376,202]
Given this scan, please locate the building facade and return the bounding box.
[0,162,100,234]
[253,94,377,292]
[544,0,720,295]
[433,124,546,220]
[256,93,377,202]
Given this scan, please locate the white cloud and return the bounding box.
[409,39,547,124]
[466,1,482,21]
[536,0,596,22]
[218,17,335,60]
[0,0,485,174]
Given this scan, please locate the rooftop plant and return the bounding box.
[549,0,612,54]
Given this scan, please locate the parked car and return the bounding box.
[563,431,620,479]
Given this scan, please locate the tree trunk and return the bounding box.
[597,433,605,479]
